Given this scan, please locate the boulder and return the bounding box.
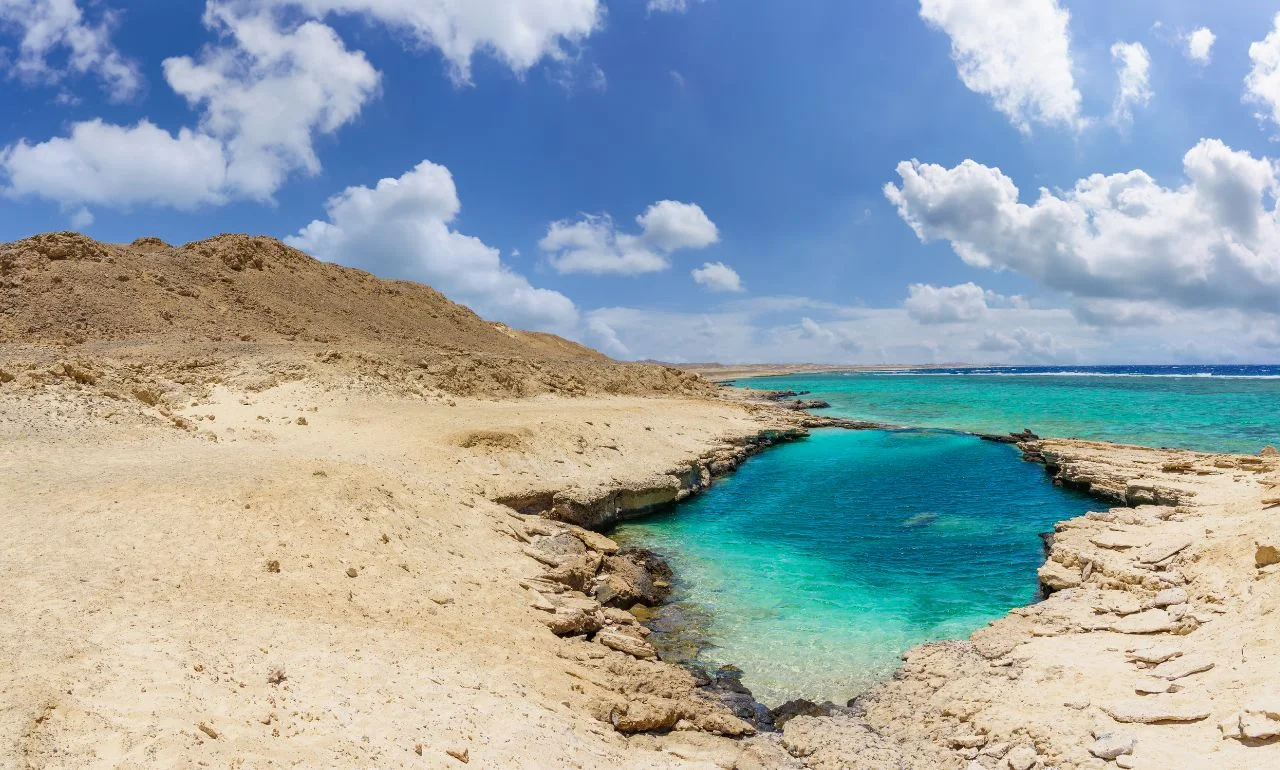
[593,549,673,608]
[595,628,658,660]
[1125,642,1182,664]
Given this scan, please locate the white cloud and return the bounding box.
[1110,42,1151,127]
[904,282,990,323]
[581,301,1276,366]
[884,138,1280,313]
[243,0,604,84]
[68,206,92,229]
[163,6,380,200]
[636,200,719,250]
[540,200,719,275]
[288,159,578,333]
[1185,27,1215,64]
[0,0,141,100]
[647,0,700,13]
[977,327,1070,363]
[918,0,1083,132]
[1,119,229,209]
[1247,14,1280,133]
[1071,299,1173,328]
[1,8,377,210]
[691,261,744,293]
[799,317,860,352]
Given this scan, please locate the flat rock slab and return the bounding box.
[1090,531,1148,550]
[1103,700,1210,724]
[1126,642,1183,664]
[1151,587,1189,607]
[1111,609,1175,634]
[1089,732,1135,760]
[1151,654,1214,681]
[1137,537,1193,564]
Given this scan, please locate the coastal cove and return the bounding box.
[609,427,1098,706]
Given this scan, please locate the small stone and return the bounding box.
[1257,542,1280,568]
[595,628,657,659]
[1089,732,1135,760]
[428,585,455,605]
[981,742,1011,758]
[296,416,308,425]
[1006,745,1038,770]
[265,559,281,573]
[1240,711,1280,740]
[196,723,219,740]
[1261,445,1278,456]
[446,746,470,763]
[1116,755,1136,769]
[345,567,358,578]
[949,733,987,749]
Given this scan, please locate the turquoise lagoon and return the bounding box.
[611,368,1280,705]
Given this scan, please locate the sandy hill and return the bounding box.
[0,231,708,399]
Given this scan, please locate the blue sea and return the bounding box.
[611,365,1280,705]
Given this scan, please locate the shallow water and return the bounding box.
[611,428,1096,705]
[736,367,1280,455]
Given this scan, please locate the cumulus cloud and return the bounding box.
[1,119,230,208]
[904,282,991,323]
[1185,27,1215,64]
[884,138,1280,313]
[1247,14,1280,133]
[0,0,141,100]
[918,0,1083,132]
[1,8,377,210]
[163,6,380,200]
[2,0,606,215]
[241,0,603,84]
[540,200,718,275]
[799,317,860,352]
[288,159,578,333]
[1110,42,1151,127]
[691,261,743,293]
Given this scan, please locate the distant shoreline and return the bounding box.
[667,362,974,382]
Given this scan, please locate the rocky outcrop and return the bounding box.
[496,427,814,530]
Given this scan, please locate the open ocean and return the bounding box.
[610,365,1279,705]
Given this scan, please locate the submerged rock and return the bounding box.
[593,548,674,608]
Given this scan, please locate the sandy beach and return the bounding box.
[3,234,1279,769]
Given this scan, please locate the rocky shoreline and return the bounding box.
[503,403,1280,769]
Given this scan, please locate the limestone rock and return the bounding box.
[1111,608,1176,634]
[611,696,681,733]
[1151,587,1189,607]
[1150,653,1213,680]
[1126,642,1182,664]
[1134,677,1172,694]
[1257,541,1280,569]
[542,607,602,636]
[1240,711,1280,740]
[1101,700,1210,723]
[595,628,658,660]
[1137,537,1193,564]
[1089,732,1135,760]
[568,525,619,554]
[1006,745,1038,770]
[1038,560,1080,591]
[593,549,673,608]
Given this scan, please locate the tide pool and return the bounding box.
[611,428,1097,706]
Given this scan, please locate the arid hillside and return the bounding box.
[0,232,711,400]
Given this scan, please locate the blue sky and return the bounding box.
[3,0,1280,364]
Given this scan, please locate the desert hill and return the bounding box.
[0,231,708,400]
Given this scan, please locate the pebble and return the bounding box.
[1006,745,1037,770]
